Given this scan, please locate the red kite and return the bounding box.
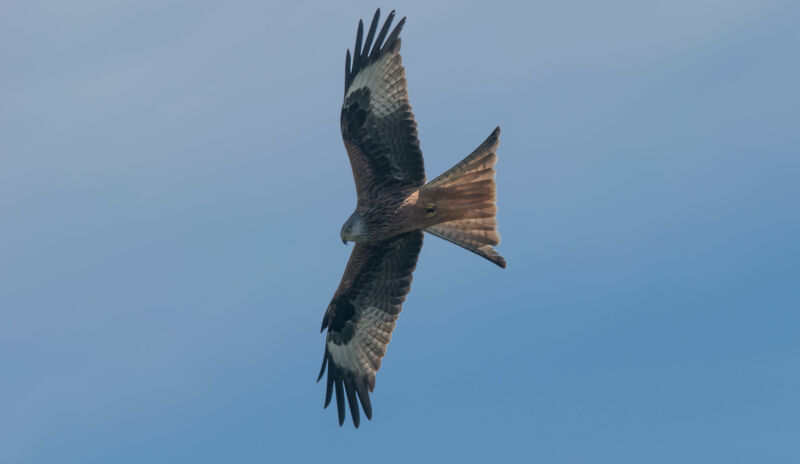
[318,9,506,427]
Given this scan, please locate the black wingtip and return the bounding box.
[344,49,352,94]
[316,349,328,383]
[353,19,364,71]
[324,369,334,408]
[345,382,360,428]
[385,16,406,48]
[321,355,375,427]
[355,378,373,420]
[362,9,380,58]
[345,9,406,95]
[370,10,395,58]
[335,378,346,426]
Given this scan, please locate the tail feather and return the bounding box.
[422,127,506,268]
[426,128,500,189]
[427,218,506,268]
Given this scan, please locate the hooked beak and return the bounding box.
[341,237,348,245]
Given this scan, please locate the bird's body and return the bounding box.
[343,186,421,243]
[318,9,506,428]
[344,183,481,243]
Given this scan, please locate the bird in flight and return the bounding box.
[317,9,506,427]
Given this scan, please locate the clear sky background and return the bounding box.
[2,1,798,462]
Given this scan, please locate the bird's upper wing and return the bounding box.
[318,230,424,427]
[340,9,425,198]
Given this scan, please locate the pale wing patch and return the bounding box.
[327,305,397,377]
[346,51,407,118]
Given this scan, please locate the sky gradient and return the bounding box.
[2,1,799,462]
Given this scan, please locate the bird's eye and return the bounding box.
[346,225,352,233]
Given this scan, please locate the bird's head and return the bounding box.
[340,212,365,244]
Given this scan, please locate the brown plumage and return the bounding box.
[318,9,506,428]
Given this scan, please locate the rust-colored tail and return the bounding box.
[422,127,506,268]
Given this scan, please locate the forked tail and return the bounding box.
[421,127,506,268]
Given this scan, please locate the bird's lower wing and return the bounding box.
[318,230,424,427]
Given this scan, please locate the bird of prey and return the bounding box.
[317,9,506,428]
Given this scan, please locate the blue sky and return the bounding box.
[1,1,798,462]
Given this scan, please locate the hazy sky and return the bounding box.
[2,1,798,462]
